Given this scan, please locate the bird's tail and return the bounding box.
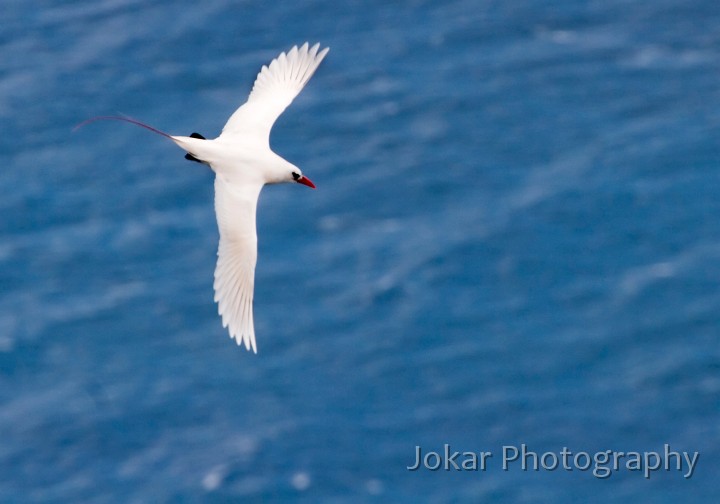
[73,115,173,139]
[184,133,206,163]
[75,115,213,165]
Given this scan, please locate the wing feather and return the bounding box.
[212,175,262,353]
[219,42,330,144]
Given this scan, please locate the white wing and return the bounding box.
[219,42,330,144]
[212,175,262,352]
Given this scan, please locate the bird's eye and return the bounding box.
[292,172,301,181]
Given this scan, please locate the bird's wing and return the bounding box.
[212,175,262,353]
[219,42,329,145]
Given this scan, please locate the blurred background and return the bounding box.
[1,0,719,502]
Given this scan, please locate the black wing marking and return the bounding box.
[185,132,207,163]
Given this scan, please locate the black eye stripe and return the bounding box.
[292,172,300,180]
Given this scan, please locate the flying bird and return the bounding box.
[78,43,330,353]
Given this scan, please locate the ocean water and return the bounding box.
[1,0,719,502]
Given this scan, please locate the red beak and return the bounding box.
[297,175,316,189]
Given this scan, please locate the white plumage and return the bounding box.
[221,43,330,144]
[178,42,328,352]
[79,43,329,352]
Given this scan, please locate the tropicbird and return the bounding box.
[78,42,330,352]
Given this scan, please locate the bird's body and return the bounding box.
[79,43,329,352]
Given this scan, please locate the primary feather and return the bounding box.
[213,175,260,352]
[220,42,330,144]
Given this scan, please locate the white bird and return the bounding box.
[78,42,330,352]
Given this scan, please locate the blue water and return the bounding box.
[2,0,719,502]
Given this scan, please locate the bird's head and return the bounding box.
[290,169,316,189]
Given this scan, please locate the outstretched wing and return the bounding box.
[212,175,262,353]
[219,42,329,145]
